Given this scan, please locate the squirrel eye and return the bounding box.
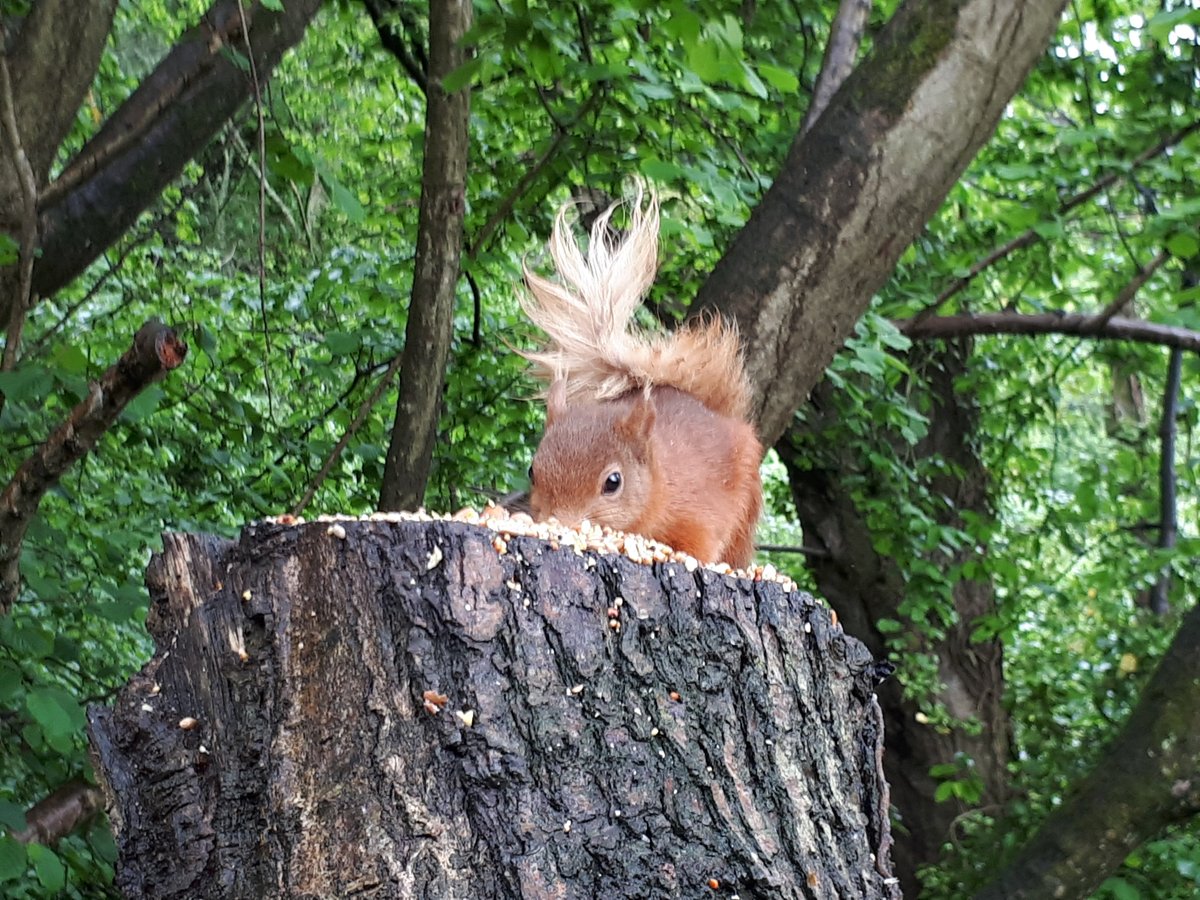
[602,470,622,494]
[528,464,535,486]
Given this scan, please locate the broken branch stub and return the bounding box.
[88,518,899,898]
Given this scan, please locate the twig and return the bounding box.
[468,90,602,260]
[1092,249,1169,328]
[921,119,1200,318]
[755,542,832,559]
[0,320,187,613]
[363,0,428,94]
[1149,346,1182,616]
[235,0,275,420]
[292,352,404,516]
[230,129,300,233]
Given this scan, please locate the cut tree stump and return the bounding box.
[88,517,899,899]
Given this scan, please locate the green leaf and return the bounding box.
[1147,7,1200,43]
[0,231,18,266]
[0,659,22,704]
[26,686,86,738]
[758,64,798,93]
[261,0,284,10]
[0,835,26,883]
[27,843,66,892]
[441,56,483,93]
[325,331,363,354]
[1166,231,1199,259]
[640,158,684,182]
[121,385,165,423]
[52,343,90,376]
[0,800,26,831]
[0,365,48,403]
[325,177,366,224]
[933,781,956,803]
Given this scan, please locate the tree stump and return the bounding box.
[88,517,899,899]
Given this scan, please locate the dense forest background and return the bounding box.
[0,0,1198,896]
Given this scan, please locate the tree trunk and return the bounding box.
[379,0,471,512]
[88,518,899,899]
[778,342,1010,894]
[697,0,1067,447]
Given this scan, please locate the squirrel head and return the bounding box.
[529,383,659,533]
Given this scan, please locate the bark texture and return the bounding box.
[89,520,898,899]
[697,0,1068,447]
[778,344,1010,895]
[379,0,471,511]
[975,599,1200,900]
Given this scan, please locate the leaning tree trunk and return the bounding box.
[88,516,899,899]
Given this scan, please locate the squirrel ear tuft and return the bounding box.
[546,379,569,426]
[616,389,656,450]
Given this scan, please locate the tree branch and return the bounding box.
[0,320,187,614]
[801,0,871,135]
[923,121,1200,317]
[12,780,103,845]
[694,0,1069,447]
[8,0,118,179]
[1148,346,1181,616]
[379,0,472,511]
[467,90,602,260]
[293,352,404,517]
[362,0,428,94]
[898,312,1200,353]
[23,0,322,318]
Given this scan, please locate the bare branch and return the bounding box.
[12,780,103,845]
[1149,347,1181,616]
[292,352,404,516]
[897,312,1200,353]
[1094,249,1169,326]
[0,320,188,613]
[801,0,871,135]
[363,0,428,94]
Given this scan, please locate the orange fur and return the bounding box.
[523,190,764,568]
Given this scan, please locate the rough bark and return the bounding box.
[778,343,1010,895]
[696,0,1067,448]
[5,0,117,180]
[89,519,898,899]
[0,320,187,613]
[379,0,471,512]
[8,0,322,321]
[975,599,1200,900]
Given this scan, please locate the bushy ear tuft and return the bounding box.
[616,389,656,457]
[546,379,569,426]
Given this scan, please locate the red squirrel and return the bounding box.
[521,189,763,568]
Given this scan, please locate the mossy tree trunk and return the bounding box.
[88,519,898,899]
